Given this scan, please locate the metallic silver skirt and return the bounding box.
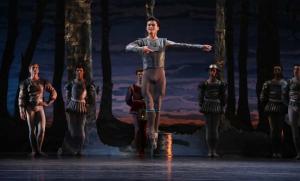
[66,100,87,114]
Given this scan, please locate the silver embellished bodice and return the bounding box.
[288,78,300,104]
[71,81,87,102]
[126,38,203,70]
[260,79,287,113]
[65,80,88,114]
[18,78,57,107]
[198,80,227,114]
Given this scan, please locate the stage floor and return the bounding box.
[0,156,299,180]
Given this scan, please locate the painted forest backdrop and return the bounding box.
[0,0,300,155]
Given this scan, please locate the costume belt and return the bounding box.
[268,99,283,103]
[204,98,220,103]
[71,98,86,103]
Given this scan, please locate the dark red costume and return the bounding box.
[125,84,146,153]
[126,84,146,115]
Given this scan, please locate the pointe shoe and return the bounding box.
[207,151,213,158]
[212,151,220,158]
[295,153,300,160]
[57,147,63,156]
[37,151,48,157]
[148,138,157,156]
[152,132,158,150]
[272,153,282,158]
[276,153,282,158]
[152,142,157,151]
[28,152,36,157]
[145,133,158,156]
[147,133,158,150]
[119,145,134,153]
[75,151,83,157]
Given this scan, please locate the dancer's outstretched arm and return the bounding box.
[166,40,212,52]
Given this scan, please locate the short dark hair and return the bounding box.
[293,64,300,68]
[75,64,85,70]
[28,63,39,71]
[273,64,283,78]
[147,16,160,27]
[273,64,283,71]
[273,64,282,68]
[135,68,143,75]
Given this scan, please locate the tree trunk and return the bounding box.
[96,0,134,147]
[225,0,236,125]
[44,0,67,152]
[17,0,47,83]
[256,0,280,132]
[99,0,113,120]
[286,0,300,40]
[215,0,226,79]
[215,0,231,130]
[237,0,251,130]
[65,0,92,82]
[65,0,96,147]
[0,0,18,118]
[14,0,47,116]
[145,0,155,18]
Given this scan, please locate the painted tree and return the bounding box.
[0,0,18,118]
[286,0,300,40]
[225,0,236,125]
[14,0,48,115]
[44,0,67,152]
[65,0,97,146]
[215,0,226,79]
[237,0,251,129]
[65,0,92,82]
[215,0,233,130]
[97,0,134,146]
[145,0,155,18]
[256,0,280,132]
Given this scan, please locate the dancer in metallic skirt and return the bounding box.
[260,65,287,158]
[284,64,300,160]
[198,64,226,157]
[60,64,95,156]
